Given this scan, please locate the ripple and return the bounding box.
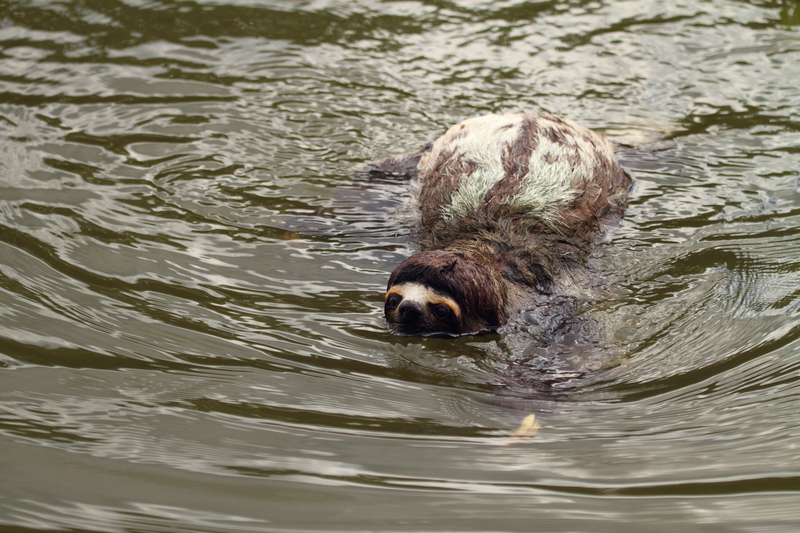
[2,0,800,530]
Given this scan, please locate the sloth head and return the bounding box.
[385,251,508,336]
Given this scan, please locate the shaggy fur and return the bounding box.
[375,113,632,336]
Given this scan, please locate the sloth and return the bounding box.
[364,113,632,336]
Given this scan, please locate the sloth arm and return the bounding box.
[353,143,432,181]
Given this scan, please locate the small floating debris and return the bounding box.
[505,414,540,444]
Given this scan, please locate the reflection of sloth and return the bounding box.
[365,113,632,336]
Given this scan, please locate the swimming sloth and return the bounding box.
[364,113,632,336]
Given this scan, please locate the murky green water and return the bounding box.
[2,0,800,531]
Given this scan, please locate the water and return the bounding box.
[1,0,800,531]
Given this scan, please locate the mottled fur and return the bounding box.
[378,113,632,336]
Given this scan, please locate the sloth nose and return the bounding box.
[396,300,424,323]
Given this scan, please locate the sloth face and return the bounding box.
[384,282,463,336]
[385,250,507,336]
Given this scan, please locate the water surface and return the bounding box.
[2,0,800,531]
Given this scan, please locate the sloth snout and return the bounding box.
[396,300,424,323]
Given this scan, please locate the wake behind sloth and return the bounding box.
[363,113,632,337]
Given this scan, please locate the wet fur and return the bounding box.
[369,113,632,336]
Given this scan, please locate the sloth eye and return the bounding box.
[430,303,452,321]
[385,293,402,310]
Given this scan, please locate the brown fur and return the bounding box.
[380,113,632,336]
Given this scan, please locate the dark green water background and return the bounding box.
[2,0,800,531]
